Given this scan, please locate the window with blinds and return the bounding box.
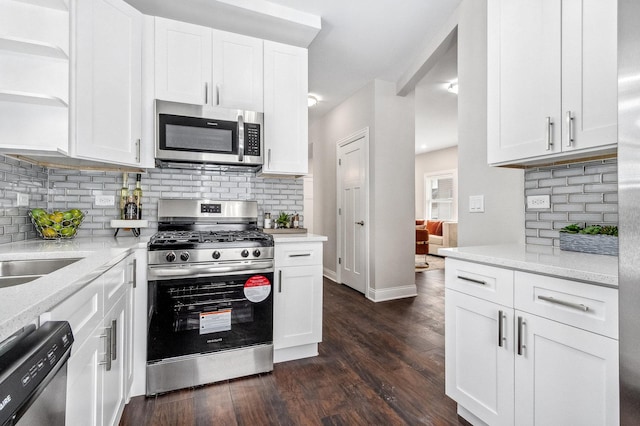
[425,173,456,220]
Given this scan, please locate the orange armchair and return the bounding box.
[415,221,429,255]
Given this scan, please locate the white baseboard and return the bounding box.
[367,284,417,302]
[323,267,337,282]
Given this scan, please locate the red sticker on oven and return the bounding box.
[244,275,271,303]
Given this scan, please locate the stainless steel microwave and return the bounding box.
[155,109,263,168]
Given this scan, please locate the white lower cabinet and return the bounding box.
[445,289,514,426]
[445,258,619,426]
[41,254,135,426]
[273,240,323,362]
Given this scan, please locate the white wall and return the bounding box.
[310,81,375,278]
[415,146,458,219]
[311,79,415,298]
[370,80,415,295]
[457,0,524,246]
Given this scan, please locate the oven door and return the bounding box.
[147,264,273,363]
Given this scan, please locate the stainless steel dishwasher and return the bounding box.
[0,321,74,426]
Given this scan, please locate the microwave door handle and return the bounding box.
[237,114,244,163]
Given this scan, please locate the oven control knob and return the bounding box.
[212,251,221,260]
[241,249,249,258]
[253,249,261,258]
[180,252,190,262]
[166,252,176,262]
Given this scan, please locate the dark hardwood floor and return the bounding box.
[120,270,468,425]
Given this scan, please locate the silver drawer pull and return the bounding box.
[457,275,487,286]
[498,310,506,348]
[289,253,312,258]
[537,295,589,312]
[517,316,526,356]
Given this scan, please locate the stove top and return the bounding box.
[149,229,273,250]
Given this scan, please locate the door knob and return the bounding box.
[355,221,365,226]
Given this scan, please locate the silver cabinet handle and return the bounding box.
[268,148,272,168]
[111,319,117,361]
[498,310,506,348]
[237,114,244,162]
[289,253,311,258]
[517,316,526,356]
[537,295,589,312]
[135,139,140,163]
[545,116,553,150]
[132,258,137,288]
[457,275,486,286]
[355,221,365,226]
[278,270,282,293]
[204,82,208,104]
[216,84,221,105]
[98,327,112,371]
[566,111,574,147]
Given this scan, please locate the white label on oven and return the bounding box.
[244,275,271,303]
[199,309,231,335]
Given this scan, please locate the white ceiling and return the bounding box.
[125,0,461,153]
[415,40,458,154]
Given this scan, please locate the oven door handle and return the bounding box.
[148,260,274,280]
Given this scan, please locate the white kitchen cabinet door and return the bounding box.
[514,312,619,426]
[561,0,617,153]
[212,30,263,111]
[65,331,102,426]
[124,255,135,397]
[262,40,308,176]
[274,264,323,349]
[487,0,617,166]
[101,294,127,426]
[487,0,562,164]
[154,17,211,105]
[445,289,514,426]
[72,0,144,167]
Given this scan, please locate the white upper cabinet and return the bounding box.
[154,17,211,105]
[487,0,617,166]
[71,0,144,167]
[154,17,263,112]
[262,40,308,176]
[212,30,263,111]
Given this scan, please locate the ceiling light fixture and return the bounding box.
[308,95,318,107]
[447,83,458,95]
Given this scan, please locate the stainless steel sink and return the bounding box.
[0,258,82,288]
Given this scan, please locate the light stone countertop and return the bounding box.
[439,244,618,288]
[0,235,149,342]
[271,233,328,243]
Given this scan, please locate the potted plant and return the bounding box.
[276,212,290,229]
[559,224,618,256]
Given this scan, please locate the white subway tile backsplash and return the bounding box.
[525,158,618,247]
[0,155,304,242]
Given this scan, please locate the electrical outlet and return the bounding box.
[527,195,550,209]
[95,195,115,206]
[17,193,29,207]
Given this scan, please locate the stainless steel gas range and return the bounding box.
[146,199,274,396]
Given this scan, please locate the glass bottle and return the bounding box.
[119,173,129,220]
[125,195,138,220]
[293,212,300,229]
[133,174,142,220]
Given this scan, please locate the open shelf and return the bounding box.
[0,36,68,59]
[0,90,68,107]
[11,0,68,11]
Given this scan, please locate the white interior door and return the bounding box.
[337,130,368,294]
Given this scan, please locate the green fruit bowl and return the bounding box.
[28,208,86,240]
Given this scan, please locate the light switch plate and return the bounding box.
[469,195,485,213]
[527,195,550,209]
